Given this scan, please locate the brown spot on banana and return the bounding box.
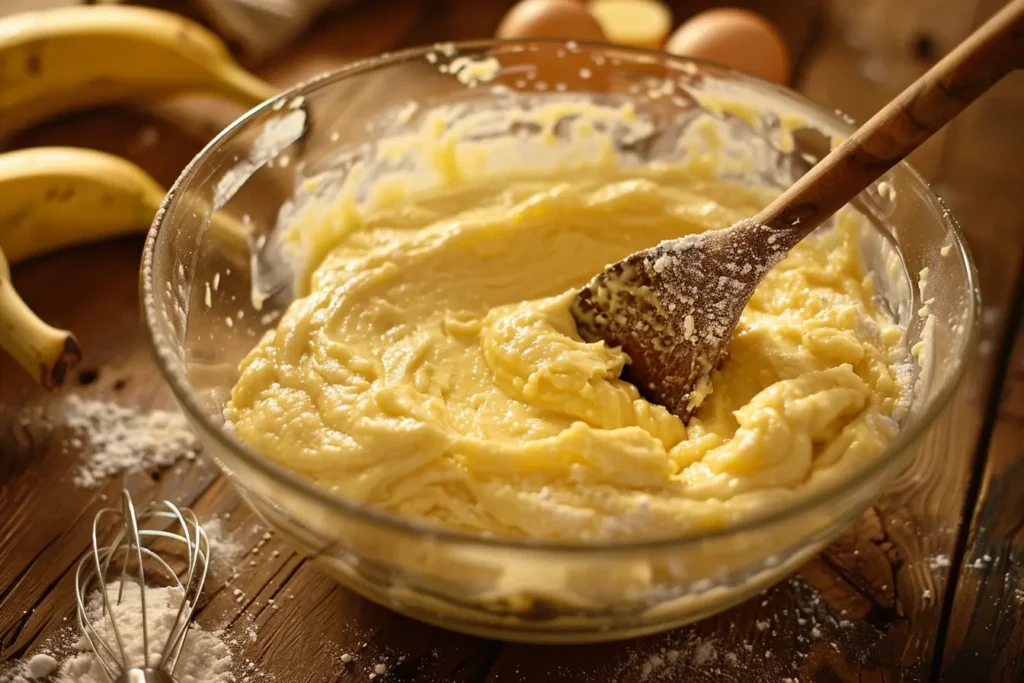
[42,334,82,390]
[0,245,81,389]
[25,46,41,76]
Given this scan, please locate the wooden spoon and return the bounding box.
[571,0,1024,419]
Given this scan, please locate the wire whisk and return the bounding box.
[75,490,209,683]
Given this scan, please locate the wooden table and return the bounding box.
[3,1,1024,680]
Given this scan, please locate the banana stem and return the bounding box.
[0,248,81,389]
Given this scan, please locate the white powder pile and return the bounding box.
[0,619,83,683]
[62,584,233,683]
[630,577,861,680]
[26,655,59,680]
[59,396,200,488]
[202,518,244,580]
[639,637,732,679]
[0,651,64,682]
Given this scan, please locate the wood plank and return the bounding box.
[938,292,1024,681]
[936,57,1024,682]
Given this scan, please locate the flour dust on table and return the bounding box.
[54,395,200,487]
[64,584,233,683]
[0,583,272,683]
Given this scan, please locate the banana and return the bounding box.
[0,147,249,265]
[0,5,277,140]
[0,146,252,386]
[0,147,165,264]
[0,245,81,389]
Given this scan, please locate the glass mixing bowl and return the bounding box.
[142,40,979,643]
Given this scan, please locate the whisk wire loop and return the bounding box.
[157,504,209,673]
[75,490,209,683]
[123,492,150,672]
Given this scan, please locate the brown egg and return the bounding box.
[665,8,791,84]
[497,0,606,41]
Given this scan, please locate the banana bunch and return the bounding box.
[0,146,252,388]
[0,147,154,388]
[0,4,276,140]
[0,147,166,389]
[0,4,273,388]
[0,146,250,264]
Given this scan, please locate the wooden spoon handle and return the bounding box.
[755,0,1024,246]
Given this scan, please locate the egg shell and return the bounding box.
[497,0,606,41]
[665,8,791,84]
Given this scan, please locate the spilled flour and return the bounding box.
[0,583,253,683]
[57,396,200,488]
[61,584,233,683]
[202,517,245,580]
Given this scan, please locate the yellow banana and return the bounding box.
[0,147,249,265]
[0,245,81,389]
[0,147,166,264]
[0,5,277,140]
[0,147,252,386]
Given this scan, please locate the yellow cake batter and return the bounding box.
[226,168,907,542]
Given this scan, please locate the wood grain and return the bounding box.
[935,47,1024,680]
[3,1,1024,682]
[938,289,1024,681]
[788,3,1024,676]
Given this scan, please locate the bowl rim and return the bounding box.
[141,38,982,553]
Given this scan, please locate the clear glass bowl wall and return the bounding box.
[142,41,979,643]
